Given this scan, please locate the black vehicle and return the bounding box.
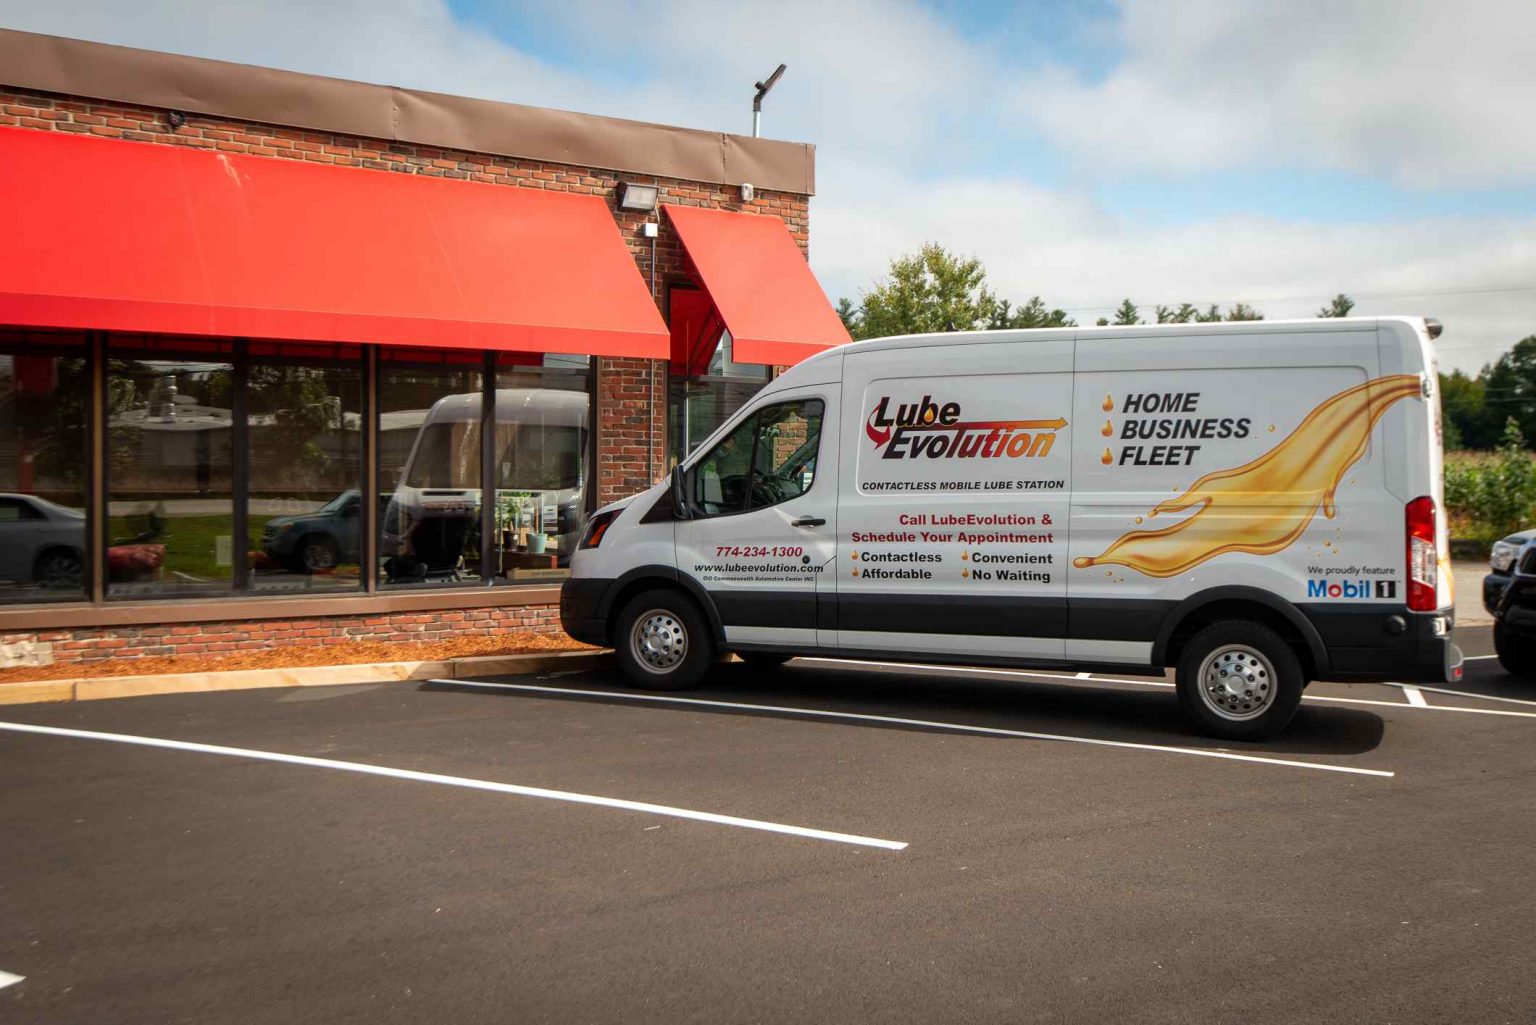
[1482,528,1536,615]
[1491,537,1536,679]
[261,491,363,573]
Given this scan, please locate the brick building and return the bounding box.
[0,29,849,665]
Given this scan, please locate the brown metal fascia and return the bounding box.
[0,587,562,631]
[0,28,816,195]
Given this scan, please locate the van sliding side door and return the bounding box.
[833,339,1074,660]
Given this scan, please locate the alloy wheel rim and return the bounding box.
[630,610,687,673]
[1196,644,1277,721]
[304,544,336,570]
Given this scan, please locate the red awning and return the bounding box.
[664,205,850,366]
[0,128,667,357]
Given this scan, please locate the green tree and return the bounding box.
[1195,304,1224,322]
[834,296,860,337]
[989,296,1075,329]
[1480,336,1536,446]
[851,242,1000,339]
[1224,302,1264,322]
[1112,298,1141,326]
[1438,369,1487,450]
[1317,293,1355,318]
[1155,303,1200,324]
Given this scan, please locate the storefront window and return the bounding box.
[247,346,364,593]
[378,350,485,588]
[492,353,591,583]
[107,340,236,597]
[0,330,89,603]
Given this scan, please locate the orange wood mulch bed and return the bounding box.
[0,633,596,685]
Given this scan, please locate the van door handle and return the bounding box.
[791,516,826,528]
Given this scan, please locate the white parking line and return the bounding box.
[0,721,906,851]
[1378,681,1536,708]
[798,658,1536,720]
[1403,687,1429,708]
[437,680,1395,779]
[0,970,23,991]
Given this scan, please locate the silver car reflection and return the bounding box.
[0,493,86,589]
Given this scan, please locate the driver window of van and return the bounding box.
[692,399,822,517]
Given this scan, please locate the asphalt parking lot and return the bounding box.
[2,627,1534,1024]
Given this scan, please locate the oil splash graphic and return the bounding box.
[1073,374,1422,577]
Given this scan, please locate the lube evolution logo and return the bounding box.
[865,395,1066,460]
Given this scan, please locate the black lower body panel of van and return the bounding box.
[1301,604,1463,683]
[560,578,610,647]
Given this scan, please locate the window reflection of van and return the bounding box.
[382,389,587,580]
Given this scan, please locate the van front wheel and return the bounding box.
[615,589,715,691]
[1176,621,1304,741]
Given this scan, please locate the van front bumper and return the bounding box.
[1301,605,1463,684]
[559,577,611,647]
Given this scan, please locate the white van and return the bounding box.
[561,318,1462,739]
[383,388,587,579]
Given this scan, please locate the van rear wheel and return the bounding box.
[1176,621,1304,741]
[615,589,714,691]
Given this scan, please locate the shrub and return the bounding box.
[1443,418,1536,541]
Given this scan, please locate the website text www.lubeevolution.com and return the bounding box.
[693,563,824,580]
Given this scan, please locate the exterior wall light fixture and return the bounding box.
[616,182,659,212]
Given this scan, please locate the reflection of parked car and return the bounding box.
[1483,528,1536,614]
[1491,538,1536,679]
[0,493,86,589]
[261,490,363,573]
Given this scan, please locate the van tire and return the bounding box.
[1494,622,1536,679]
[1176,621,1304,741]
[615,589,715,691]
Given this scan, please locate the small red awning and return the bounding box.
[0,128,668,357]
[664,204,850,366]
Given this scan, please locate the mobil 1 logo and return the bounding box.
[1306,578,1398,600]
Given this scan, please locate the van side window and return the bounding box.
[693,399,823,517]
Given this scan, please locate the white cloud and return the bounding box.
[815,160,1536,371]
[1017,0,1536,187]
[1,0,1532,370]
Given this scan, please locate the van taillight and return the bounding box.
[1405,496,1437,611]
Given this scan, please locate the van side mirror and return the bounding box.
[671,465,692,520]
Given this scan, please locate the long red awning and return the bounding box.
[0,128,668,356]
[663,204,850,366]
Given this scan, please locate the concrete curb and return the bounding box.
[0,649,614,706]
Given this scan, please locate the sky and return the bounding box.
[2,0,1534,372]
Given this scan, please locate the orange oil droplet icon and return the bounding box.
[1071,374,1423,577]
[1101,419,1113,437]
[1100,447,1113,465]
[1102,394,1114,412]
[1072,556,1092,569]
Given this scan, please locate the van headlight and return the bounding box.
[578,508,622,550]
[1491,540,1521,573]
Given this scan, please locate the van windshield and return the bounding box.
[404,422,584,491]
